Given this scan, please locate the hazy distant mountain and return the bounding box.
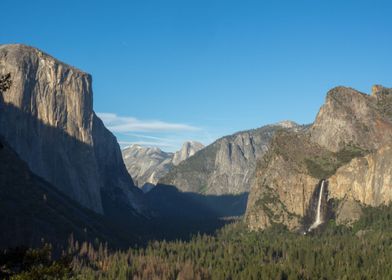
[122,145,173,188]
[122,141,204,191]
[172,141,205,165]
[160,121,304,195]
[0,44,143,215]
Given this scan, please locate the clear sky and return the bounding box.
[2,0,392,151]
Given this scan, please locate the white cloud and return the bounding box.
[97,113,200,133]
[118,141,176,149]
[123,133,176,142]
[97,113,210,152]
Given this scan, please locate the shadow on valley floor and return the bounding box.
[147,184,248,218]
[103,183,248,242]
[142,184,248,241]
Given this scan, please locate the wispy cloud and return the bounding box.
[97,113,211,152]
[118,141,176,148]
[97,113,200,133]
[123,133,176,142]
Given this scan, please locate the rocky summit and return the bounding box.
[309,86,392,152]
[0,44,142,214]
[172,141,204,166]
[246,85,392,231]
[122,141,204,190]
[122,145,173,188]
[160,121,304,195]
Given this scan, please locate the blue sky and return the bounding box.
[2,0,392,151]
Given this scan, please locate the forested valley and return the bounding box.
[2,203,392,280]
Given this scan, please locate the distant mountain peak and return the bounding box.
[371,84,392,96]
[160,121,301,195]
[274,120,299,128]
[122,141,204,190]
[172,141,204,166]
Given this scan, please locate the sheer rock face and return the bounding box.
[329,144,392,207]
[160,121,303,195]
[246,85,392,231]
[245,132,326,231]
[309,86,392,152]
[0,138,130,248]
[0,44,141,214]
[172,141,204,166]
[122,141,204,189]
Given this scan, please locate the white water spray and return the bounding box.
[308,180,325,231]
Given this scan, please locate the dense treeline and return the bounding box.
[3,204,392,279]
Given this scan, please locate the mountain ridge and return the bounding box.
[159,121,305,195]
[122,141,204,190]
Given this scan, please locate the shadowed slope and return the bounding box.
[0,137,142,249]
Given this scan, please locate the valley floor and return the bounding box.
[2,204,392,280]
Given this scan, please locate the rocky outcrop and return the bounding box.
[329,144,392,206]
[0,44,142,214]
[122,141,204,190]
[311,85,392,224]
[245,132,332,230]
[335,199,362,226]
[309,86,392,152]
[161,121,303,195]
[246,85,392,231]
[122,145,173,188]
[172,141,204,166]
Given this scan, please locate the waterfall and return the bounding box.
[308,180,325,231]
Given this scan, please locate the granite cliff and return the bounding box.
[246,85,392,230]
[172,141,204,166]
[160,121,303,195]
[0,137,139,248]
[329,144,392,206]
[310,85,392,152]
[0,44,142,214]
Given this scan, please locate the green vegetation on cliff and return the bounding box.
[305,144,367,179]
[259,131,367,180]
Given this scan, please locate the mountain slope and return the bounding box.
[122,145,173,187]
[0,138,139,249]
[0,44,142,214]
[246,85,392,231]
[122,141,204,189]
[160,121,303,195]
[245,130,365,230]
